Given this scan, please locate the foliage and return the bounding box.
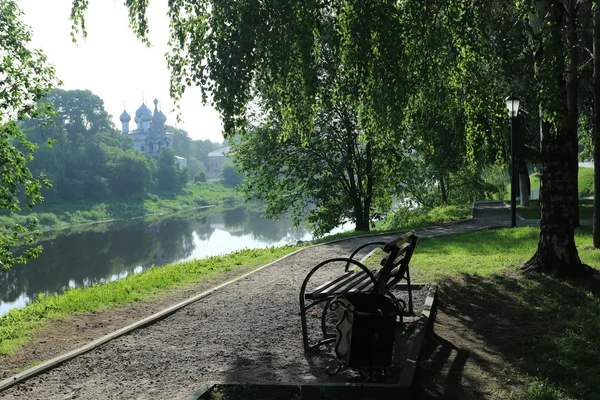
[20,89,137,202]
[195,171,206,183]
[381,205,472,232]
[220,162,243,187]
[579,167,594,198]
[0,0,57,270]
[232,120,399,236]
[155,147,189,192]
[517,201,593,221]
[108,150,153,199]
[1,181,243,230]
[401,153,507,207]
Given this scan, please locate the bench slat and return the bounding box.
[309,271,355,297]
[307,270,379,299]
[350,274,377,292]
[333,270,378,294]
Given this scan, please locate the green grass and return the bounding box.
[579,167,594,198]
[0,245,300,355]
[516,200,593,220]
[313,204,472,244]
[379,204,472,231]
[510,167,592,200]
[0,181,243,231]
[365,226,600,399]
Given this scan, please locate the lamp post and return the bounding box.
[505,95,521,227]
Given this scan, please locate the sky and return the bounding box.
[19,0,225,143]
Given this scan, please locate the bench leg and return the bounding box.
[406,268,414,314]
[321,298,332,339]
[299,292,311,352]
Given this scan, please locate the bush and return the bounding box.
[221,163,243,186]
[195,172,207,183]
[579,168,594,198]
[382,204,471,230]
[38,213,59,226]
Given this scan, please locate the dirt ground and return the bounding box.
[0,207,515,399]
[0,266,259,381]
[418,274,533,399]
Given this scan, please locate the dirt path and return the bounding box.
[0,204,511,399]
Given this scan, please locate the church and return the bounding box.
[119,99,185,164]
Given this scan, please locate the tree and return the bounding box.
[0,0,57,270]
[166,125,192,160]
[523,0,590,276]
[108,150,153,199]
[155,147,187,192]
[69,1,597,276]
[220,162,243,187]
[19,89,129,203]
[232,115,396,235]
[594,0,600,247]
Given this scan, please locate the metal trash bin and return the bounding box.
[332,293,401,370]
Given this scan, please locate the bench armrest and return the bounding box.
[345,241,387,272]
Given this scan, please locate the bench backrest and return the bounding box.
[375,231,418,294]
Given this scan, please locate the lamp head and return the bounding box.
[505,95,521,118]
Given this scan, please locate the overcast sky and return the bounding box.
[19,0,224,143]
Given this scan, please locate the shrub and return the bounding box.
[195,172,207,183]
[38,213,59,226]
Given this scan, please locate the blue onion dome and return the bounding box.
[159,110,167,123]
[135,103,151,119]
[141,107,153,122]
[119,110,131,122]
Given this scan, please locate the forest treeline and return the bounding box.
[19,89,225,203]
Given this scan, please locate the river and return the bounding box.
[0,207,348,316]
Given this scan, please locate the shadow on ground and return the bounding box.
[418,273,600,400]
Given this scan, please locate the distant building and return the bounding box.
[206,146,230,175]
[120,99,186,167]
[174,156,187,168]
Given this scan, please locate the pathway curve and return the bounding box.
[0,202,511,399]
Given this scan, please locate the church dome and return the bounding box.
[135,103,151,119]
[120,110,131,122]
[159,111,167,123]
[141,107,153,122]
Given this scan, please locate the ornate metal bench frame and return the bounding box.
[299,231,418,352]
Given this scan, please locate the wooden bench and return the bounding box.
[299,231,418,352]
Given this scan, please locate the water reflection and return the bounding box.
[0,207,318,316]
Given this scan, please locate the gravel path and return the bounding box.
[0,204,510,399]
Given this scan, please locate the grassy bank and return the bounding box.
[527,167,593,199]
[0,181,243,231]
[315,204,472,244]
[366,226,600,399]
[517,200,593,220]
[0,245,300,355]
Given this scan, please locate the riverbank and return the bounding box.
[0,246,301,359]
[0,181,244,231]
[3,207,599,399]
[0,204,474,360]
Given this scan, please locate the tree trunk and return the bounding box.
[354,199,370,232]
[593,0,600,247]
[567,0,580,228]
[440,175,448,204]
[523,0,589,276]
[519,167,530,207]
